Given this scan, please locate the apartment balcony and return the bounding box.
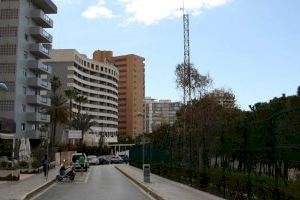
[30,27,53,43]
[26,113,50,123]
[31,10,53,28]
[27,77,51,91]
[27,95,51,107]
[26,129,48,139]
[27,60,52,75]
[32,0,57,14]
[29,43,51,59]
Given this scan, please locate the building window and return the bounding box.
[0,26,17,37]
[32,124,36,130]
[23,69,27,77]
[0,44,16,55]
[22,104,26,112]
[24,34,28,41]
[0,9,19,19]
[0,100,14,111]
[23,86,26,95]
[24,51,28,59]
[0,63,15,73]
[21,123,25,131]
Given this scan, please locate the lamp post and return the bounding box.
[137,112,145,166]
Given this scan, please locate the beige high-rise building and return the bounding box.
[93,50,145,138]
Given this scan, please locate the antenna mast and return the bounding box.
[182,1,191,102]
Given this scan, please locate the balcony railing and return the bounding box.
[31,10,53,28]
[26,112,50,123]
[29,43,51,59]
[30,27,53,43]
[27,77,51,91]
[27,60,52,74]
[26,95,51,107]
[31,0,57,14]
[26,129,48,139]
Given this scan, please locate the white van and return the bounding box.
[71,153,89,171]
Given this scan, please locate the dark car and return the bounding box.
[119,155,129,163]
[98,156,110,165]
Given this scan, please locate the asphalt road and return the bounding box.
[33,165,152,200]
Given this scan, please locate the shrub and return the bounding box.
[31,160,41,169]
[19,161,29,169]
[0,161,7,169]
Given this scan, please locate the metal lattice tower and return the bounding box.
[183,12,191,102]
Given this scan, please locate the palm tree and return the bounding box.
[71,113,96,144]
[64,88,77,125]
[75,95,88,114]
[50,76,62,95]
[48,76,67,145]
[47,94,68,145]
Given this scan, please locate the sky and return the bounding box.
[51,0,300,110]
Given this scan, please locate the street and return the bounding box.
[33,165,153,200]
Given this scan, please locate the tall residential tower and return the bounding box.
[93,50,145,138]
[0,0,57,139]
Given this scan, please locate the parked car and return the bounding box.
[87,155,99,165]
[71,153,89,171]
[119,155,129,163]
[110,156,124,164]
[98,156,110,165]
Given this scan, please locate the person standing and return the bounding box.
[79,154,85,176]
[42,155,49,178]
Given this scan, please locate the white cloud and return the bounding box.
[120,0,232,25]
[81,0,114,20]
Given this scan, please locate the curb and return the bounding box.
[115,166,165,200]
[21,178,56,200]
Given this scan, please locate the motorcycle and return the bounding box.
[56,164,76,181]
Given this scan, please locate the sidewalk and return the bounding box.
[115,165,224,200]
[0,167,58,200]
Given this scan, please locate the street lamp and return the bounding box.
[137,111,150,183]
[0,82,8,93]
[137,112,144,166]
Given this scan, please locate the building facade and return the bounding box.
[93,50,145,138]
[0,0,57,139]
[144,97,182,134]
[47,49,119,143]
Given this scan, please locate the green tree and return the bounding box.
[64,88,77,125]
[75,95,88,114]
[50,76,62,95]
[47,94,68,145]
[175,63,212,101]
[71,113,96,144]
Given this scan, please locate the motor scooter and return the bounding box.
[56,164,76,181]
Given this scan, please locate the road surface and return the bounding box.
[33,165,152,200]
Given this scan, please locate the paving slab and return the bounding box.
[0,167,57,200]
[116,164,224,200]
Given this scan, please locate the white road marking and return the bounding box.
[84,169,91,183]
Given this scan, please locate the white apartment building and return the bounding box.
[144,97,182,134]
[46,49,119,144]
